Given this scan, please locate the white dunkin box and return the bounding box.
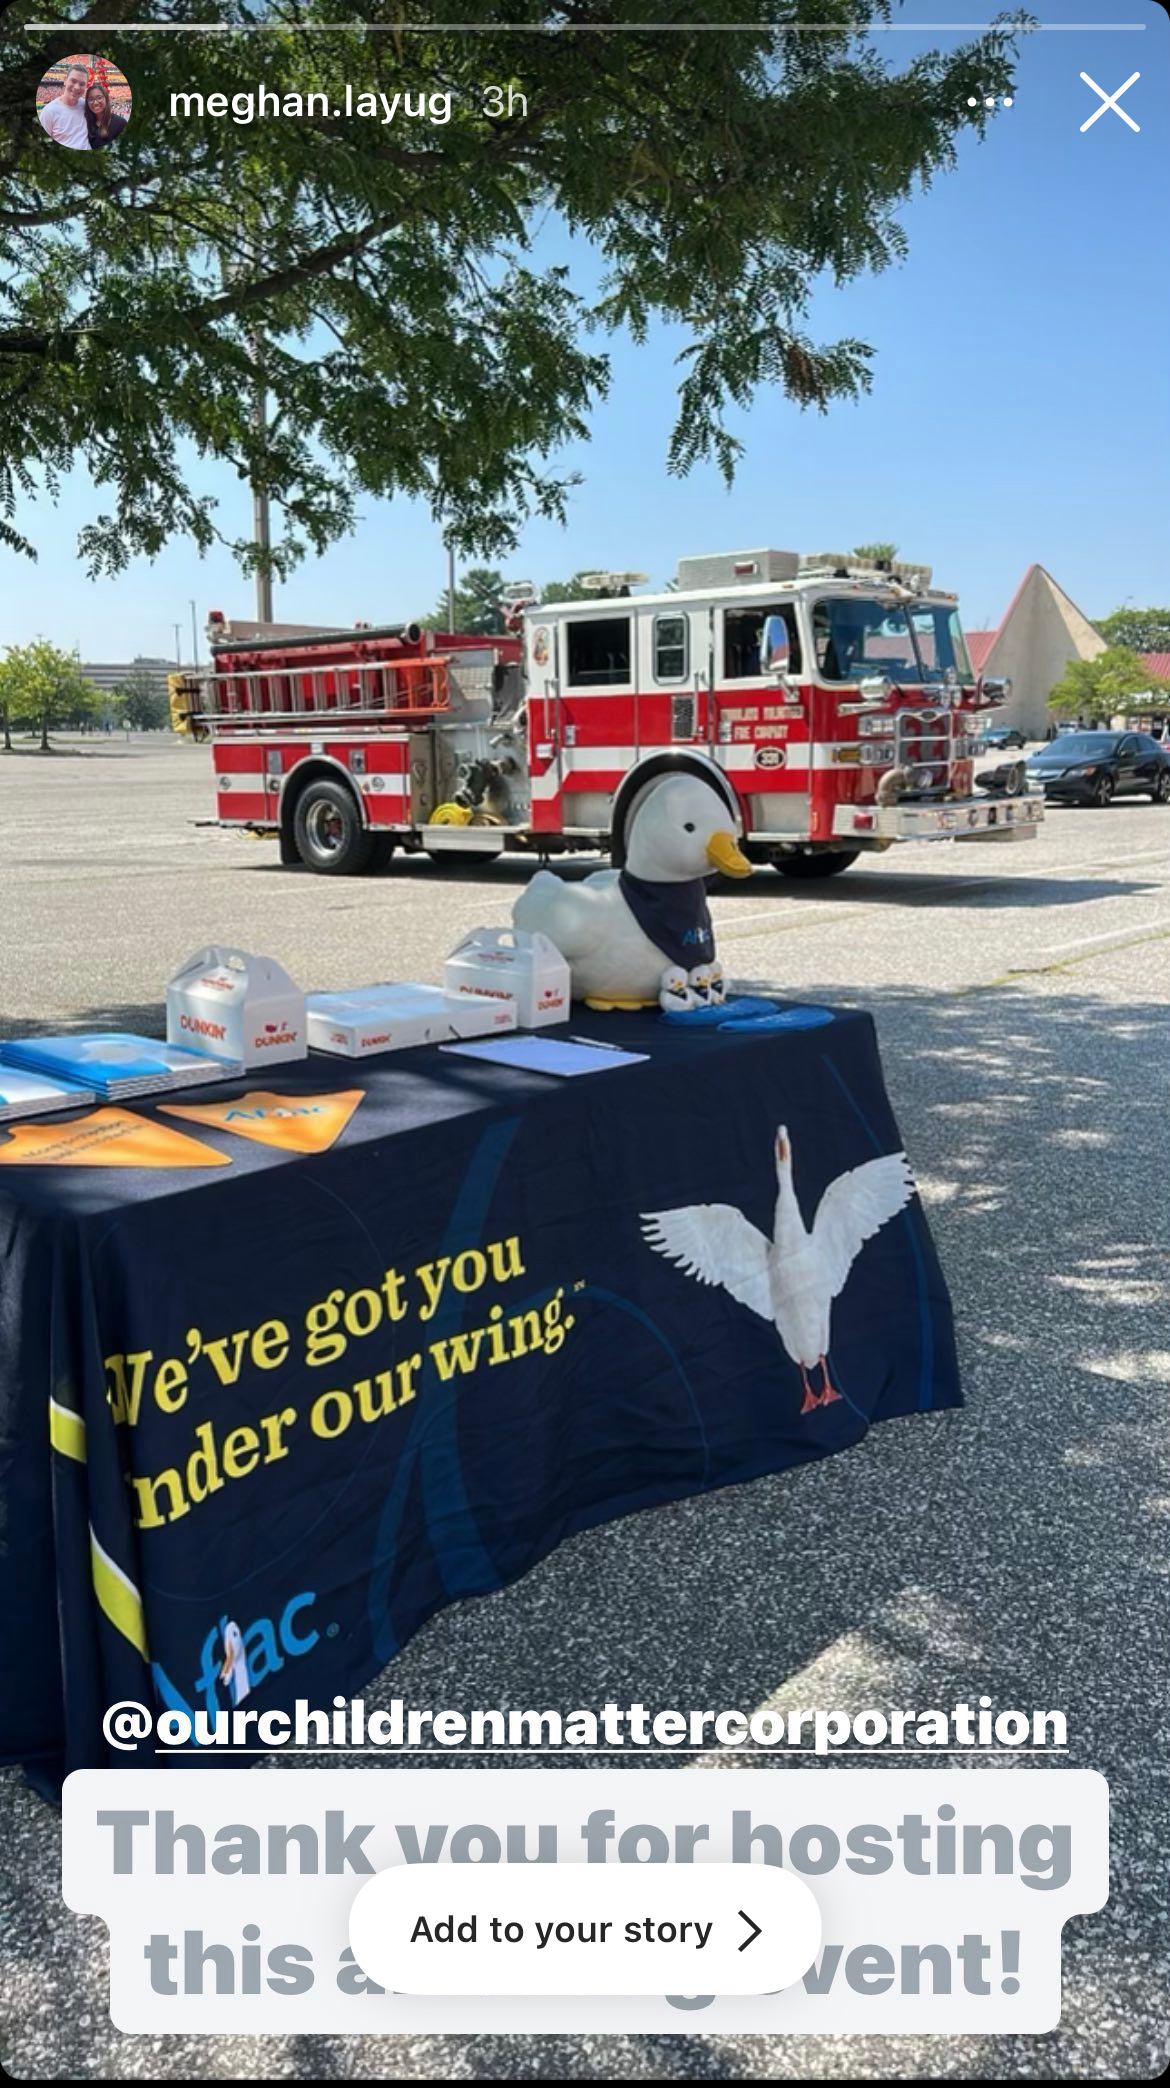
[166,946,307,1069]
[306,982,517,1058]
[443,927,571,1029]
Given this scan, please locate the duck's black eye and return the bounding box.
[683,821,695,832]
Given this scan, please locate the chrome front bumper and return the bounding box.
[832,793,1044,843]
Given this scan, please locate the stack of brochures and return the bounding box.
[0,1065,97,1123]
[0,1033,240,1101]
[306,982,517,1057]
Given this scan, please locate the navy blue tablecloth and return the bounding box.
[0,1004,960,1782]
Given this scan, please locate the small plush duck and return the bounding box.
[658,965,695,1015]
[686,961,729,1007]
[513,773,751,1008]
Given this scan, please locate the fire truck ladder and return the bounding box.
[195,657,452,729]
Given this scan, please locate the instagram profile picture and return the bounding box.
[36,54,131,152]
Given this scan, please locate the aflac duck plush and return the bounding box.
[512,773,751,1010]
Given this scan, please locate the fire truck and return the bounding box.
[174,548,1043,879]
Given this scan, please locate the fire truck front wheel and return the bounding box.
[773,849,860,880]
[292,777,375,876]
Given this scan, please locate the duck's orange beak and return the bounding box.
[706,829,751,878]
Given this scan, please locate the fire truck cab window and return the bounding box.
[566,616,632,687]
[653,614,688,682]
[723,605,801,679]
[813,598,918,683]
[909,603,973,683]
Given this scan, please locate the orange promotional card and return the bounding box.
[160,1089,364,1154]
[0,1108,229,1168]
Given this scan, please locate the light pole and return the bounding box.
[190,600,199,669]
[446,540,456,633]
[252,329,273,625]
[173,621,183,668]
[216,234,273,627]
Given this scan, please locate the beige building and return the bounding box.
[965,566,1106,737]
[81,655,178,701]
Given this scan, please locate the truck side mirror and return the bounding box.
[760,615,790,676]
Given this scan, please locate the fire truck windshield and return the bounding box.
[812,597,972,686]
[908,601,974,684]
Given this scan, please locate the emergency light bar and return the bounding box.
[577,570,650,594]
[676,550,799,590]
[797,554,933,591]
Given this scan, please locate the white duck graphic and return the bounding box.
[218,1618,252,1706]
[642,1126,915,1412]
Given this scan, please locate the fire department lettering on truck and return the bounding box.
[182,550,1042,881]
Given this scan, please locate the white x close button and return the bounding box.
[1080,71,1140,133]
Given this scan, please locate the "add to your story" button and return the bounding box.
[348,1863,821,1995]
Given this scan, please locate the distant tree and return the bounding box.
[539,573,604,604]
[1049,647,1168,721]
[853,542,899,564]
[111,669,169,732]
[0,639,97,751]
[1094,607,1170,654]
[423,567,508,635]
[426,566,620,629]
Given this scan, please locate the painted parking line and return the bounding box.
[1040,915,1170,956]
[1088,848,1170,870]
[715,903,856,939]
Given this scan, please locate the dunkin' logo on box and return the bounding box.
[537,987,566,1011]
[253,1023,300,1050]
[456,983,513,1001]
[180,1013,228,1041]
[197,974,237,993]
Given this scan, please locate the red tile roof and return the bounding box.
[1139,652,1170,681]
[966,631,997,673]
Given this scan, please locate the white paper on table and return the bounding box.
[439,1035,650,1078]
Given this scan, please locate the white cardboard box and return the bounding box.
[443,928,571,1029]
[306,983,517,1058]
[166,946,307,1069]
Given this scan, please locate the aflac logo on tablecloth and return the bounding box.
[152,1590,320,1724]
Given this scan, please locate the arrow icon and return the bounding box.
[737,1909,762,1952]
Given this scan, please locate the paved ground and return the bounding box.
[1,736,1168,2079]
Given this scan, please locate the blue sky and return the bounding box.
[12,0,1169,662]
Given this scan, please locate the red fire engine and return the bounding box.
[175,549,1042,877]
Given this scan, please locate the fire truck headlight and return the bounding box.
[706,829,752,878]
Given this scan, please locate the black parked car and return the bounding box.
[1025,731,1170,807]
[983,725,1026,750]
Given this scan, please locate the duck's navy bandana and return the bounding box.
[618,870,714,970]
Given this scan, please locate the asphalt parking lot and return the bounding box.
[1,737,1168,2080]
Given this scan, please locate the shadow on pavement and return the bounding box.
[238,849,1164,910]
